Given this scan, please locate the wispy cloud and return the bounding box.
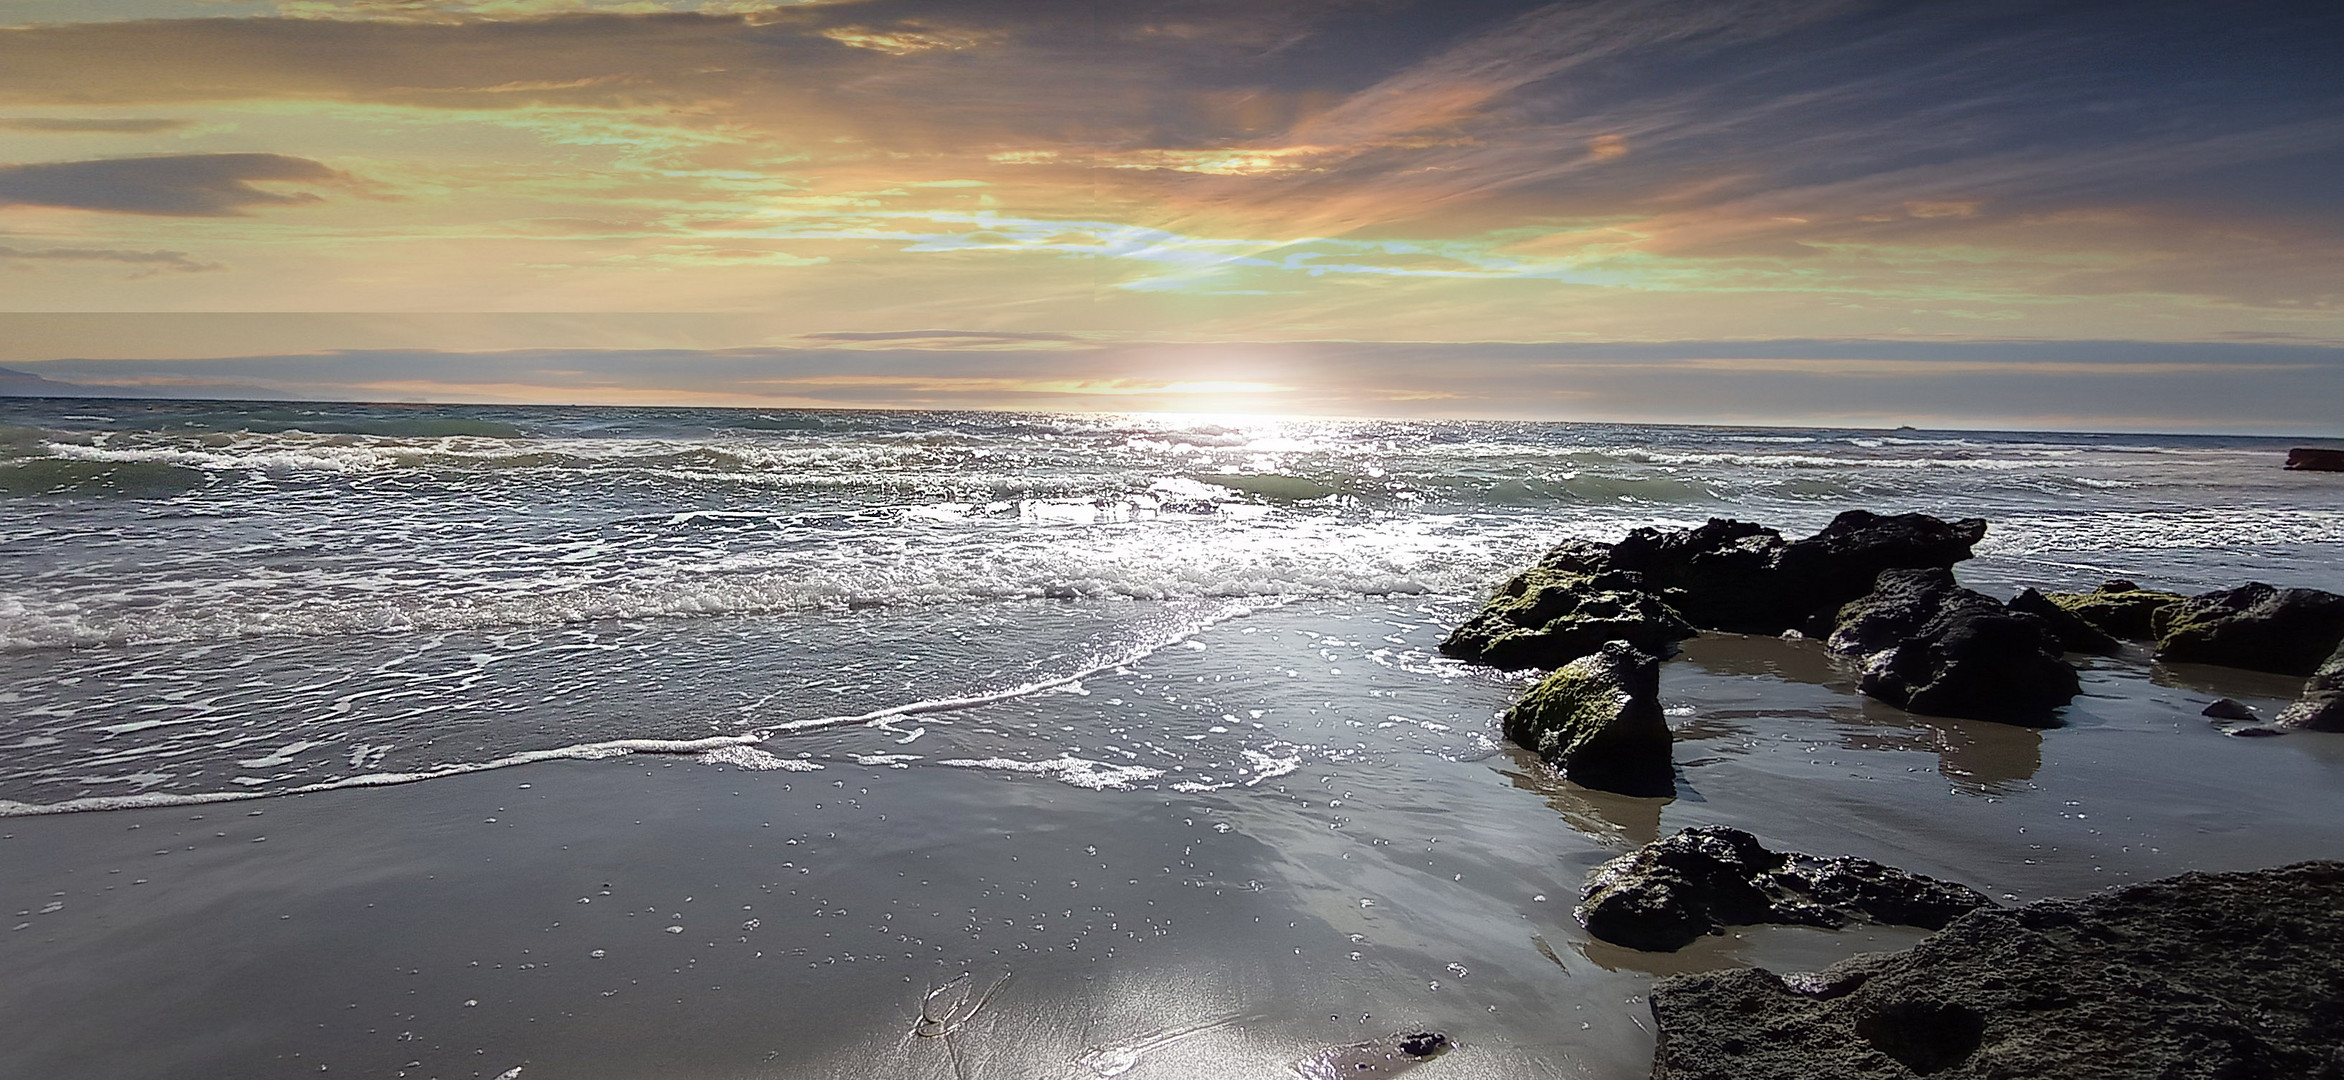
[0,243,219,273]
[0,153,348,215]
[0,0,2337,407]
[0,116,193,133]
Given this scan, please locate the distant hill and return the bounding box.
[0,365,287,400]
[0,365,120,397]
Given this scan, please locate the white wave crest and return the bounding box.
[936,755,1167,791]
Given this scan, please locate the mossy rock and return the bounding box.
[2155,583,2344,676]
[1501,641,1673,796]
[2277,642,2344,731]
[2043,580,2185,641]
[1441,568,1694,671]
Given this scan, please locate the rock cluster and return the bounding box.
[1502,641,1675,796]
[1647,861,2344,1080]
[2043,579,2344,677]
[1828,569,2080,725]
[1442,511,1988,670]
[1452,510,2344,781]
[1576,827,1991,953]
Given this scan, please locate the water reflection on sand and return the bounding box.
[5,600,2344,1080]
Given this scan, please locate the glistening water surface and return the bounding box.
[2,400,2341,1078]
[4,400,2338,813]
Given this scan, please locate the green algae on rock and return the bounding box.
[1439,567,1695,671]
[2153,582,2344,676]
[1647,861,2344,1080]
[2006,587,2121,655]
[1500,640,1674,796]
[2042,579,2186,641]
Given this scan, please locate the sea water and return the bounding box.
[2,399,2337,814]
[3,400,2343,1078]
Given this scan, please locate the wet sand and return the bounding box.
[7,602,2343,1080]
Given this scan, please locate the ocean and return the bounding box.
[3,398,2341,1078]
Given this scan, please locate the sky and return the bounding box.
[1,0,2340,430]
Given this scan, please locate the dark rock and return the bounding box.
[1576,826,1990,953]
[1648,861,2344,1080]
[2154,582,2344,676]
[1502,641,1674,796]
[1439,566,1694,671]
[2277,641,2344,731]
[1446,512,1990,667]
[2201,697,2259,721]
[2225,726,2287,738]
[1292,1031,1452,1075]
[2285,447,2344,471]
[2042,579,2186,641]
[1770,511,1990,629]
[1615,511,1989,635]
[1606,519,1795,631]
[2008,587,2122,654]
[1394,1032,1449,1058]
[1830,569,2080,724]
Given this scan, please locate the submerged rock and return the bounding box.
[1647,860,2344,1080]
[2007,587,2121,655]
[1576,827,1989,953]
[2153,582,2344,676]
[1444,512,1990,668]
[2041,579,2186,641]
[1440,568,1694,671]
[2277,641,2344,731]
[1830,569,2079,724]
[1502,641,1674,796]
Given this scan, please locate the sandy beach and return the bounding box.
[9,600,2341,1079]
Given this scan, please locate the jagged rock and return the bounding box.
[2277,641,2344,731]
[2042,579,2186,641]
[1609,511,1989,634]
[1830,569,2079,724]
[2201,698,2260,721]
[1440,567,1694,670]
[1445,512,1989,667]
[1604,518,1794,631]
[1502,641,1674,796]
[2153,582,2344,676]
[1768,511,1990,629]
[1648,861,2344,1080]
[2008,587,2122,655]
[1576,827,1989,953]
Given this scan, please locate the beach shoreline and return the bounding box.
[9,600,2343,1079]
